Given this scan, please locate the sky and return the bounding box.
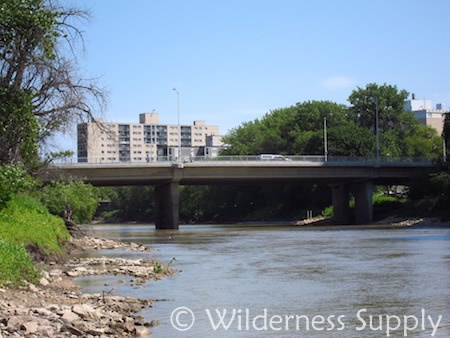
[57,0,450,153]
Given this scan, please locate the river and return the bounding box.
[76,224,450,337]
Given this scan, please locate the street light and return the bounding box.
[375,96,380,163]
[173,88,181,163]
[324,116,328,162]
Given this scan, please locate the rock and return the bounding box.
[123,321,136,332]
[39,277,50,286]
[135,326,152,337]
[32,307,53,317]
[149,319,161,327]
[46,304,60,312]
[21,321,38,334]
[61,309,80,322]
[7,316,29,330]
[62,322,84,336]
[27,283,39,293]
[49,269,63,277]
[72,303,100,320]
[0,235,164,338]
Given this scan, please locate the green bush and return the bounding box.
[40,177,99,224]
[0,164,35,208]
[0,239,41,287]
[0,194,70,255]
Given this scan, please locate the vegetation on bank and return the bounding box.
[0,240,41,287]
[0,195,70,255]
[0,165,97,287]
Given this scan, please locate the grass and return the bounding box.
[323,194,409,219]
[0,194,71,255]
[0,240,41,287]
[0,194,71,287]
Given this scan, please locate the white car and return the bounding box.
[259,154,291,161]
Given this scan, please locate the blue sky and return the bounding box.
[58,0,450,152]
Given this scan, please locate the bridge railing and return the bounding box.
[51,155,435,166]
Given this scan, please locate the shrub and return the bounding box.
[40,177,99,224]
[0,164,36,208]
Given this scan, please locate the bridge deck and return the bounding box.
[45,158,433,186]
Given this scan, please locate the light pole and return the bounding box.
[324,116,328,161]
[444,138,447,163]
[373,95,380,163]
[173,88,181,163]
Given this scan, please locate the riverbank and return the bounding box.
[294,215,450,228]
[0,235,173,337]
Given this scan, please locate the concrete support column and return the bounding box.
[155,181,179,230]
[352,181,374,224]
[331,183,351,225]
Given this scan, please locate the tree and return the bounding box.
[402,125,442,158]
[105,186,155,222]
[0,86,38,164]
[348,83,412,131]
[221,101,348,156]
[0,0,106,165]
[347,83,441,159]
[40,178,99,227]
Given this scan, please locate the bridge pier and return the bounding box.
[352,181,373,224]
[331,181,374,225]
[155,181,179,230]
[331,183,351,224]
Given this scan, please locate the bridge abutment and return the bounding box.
[155,181,180,230]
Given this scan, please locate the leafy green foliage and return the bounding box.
[402,126,442,158]
[0,0,105,165]
[101,186,155,222]
[0,86,39,165]
[348,83,411,131]
[0,164,36,208]
[0,239,41,287]
[179,184,330,222]
[0,0,60,64]
[222,84,442,160]
[0,0,59,164]
[222,100,349,156]
[0,194,70,255]
[40,178,99,224]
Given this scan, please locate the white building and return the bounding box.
[404,94,449,135]
[77,113,224,163]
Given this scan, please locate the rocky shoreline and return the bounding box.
[294,216,450,227]
[0,236,173,337]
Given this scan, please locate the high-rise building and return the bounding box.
[404,94,449,135]
[77,113,223,163]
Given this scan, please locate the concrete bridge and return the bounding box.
[45,156,433,229]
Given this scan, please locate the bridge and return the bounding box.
[45,156,434,229]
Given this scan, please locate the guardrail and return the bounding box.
[51,155,436,166]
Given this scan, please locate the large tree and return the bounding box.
[347,83,440,158]
[0,0,106,165]
[347,83,412,131]
[221,100,350,156]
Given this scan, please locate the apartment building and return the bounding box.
[77,113,224,163]
[404,94,449,135]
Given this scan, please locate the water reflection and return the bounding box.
[77,224,450,337]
